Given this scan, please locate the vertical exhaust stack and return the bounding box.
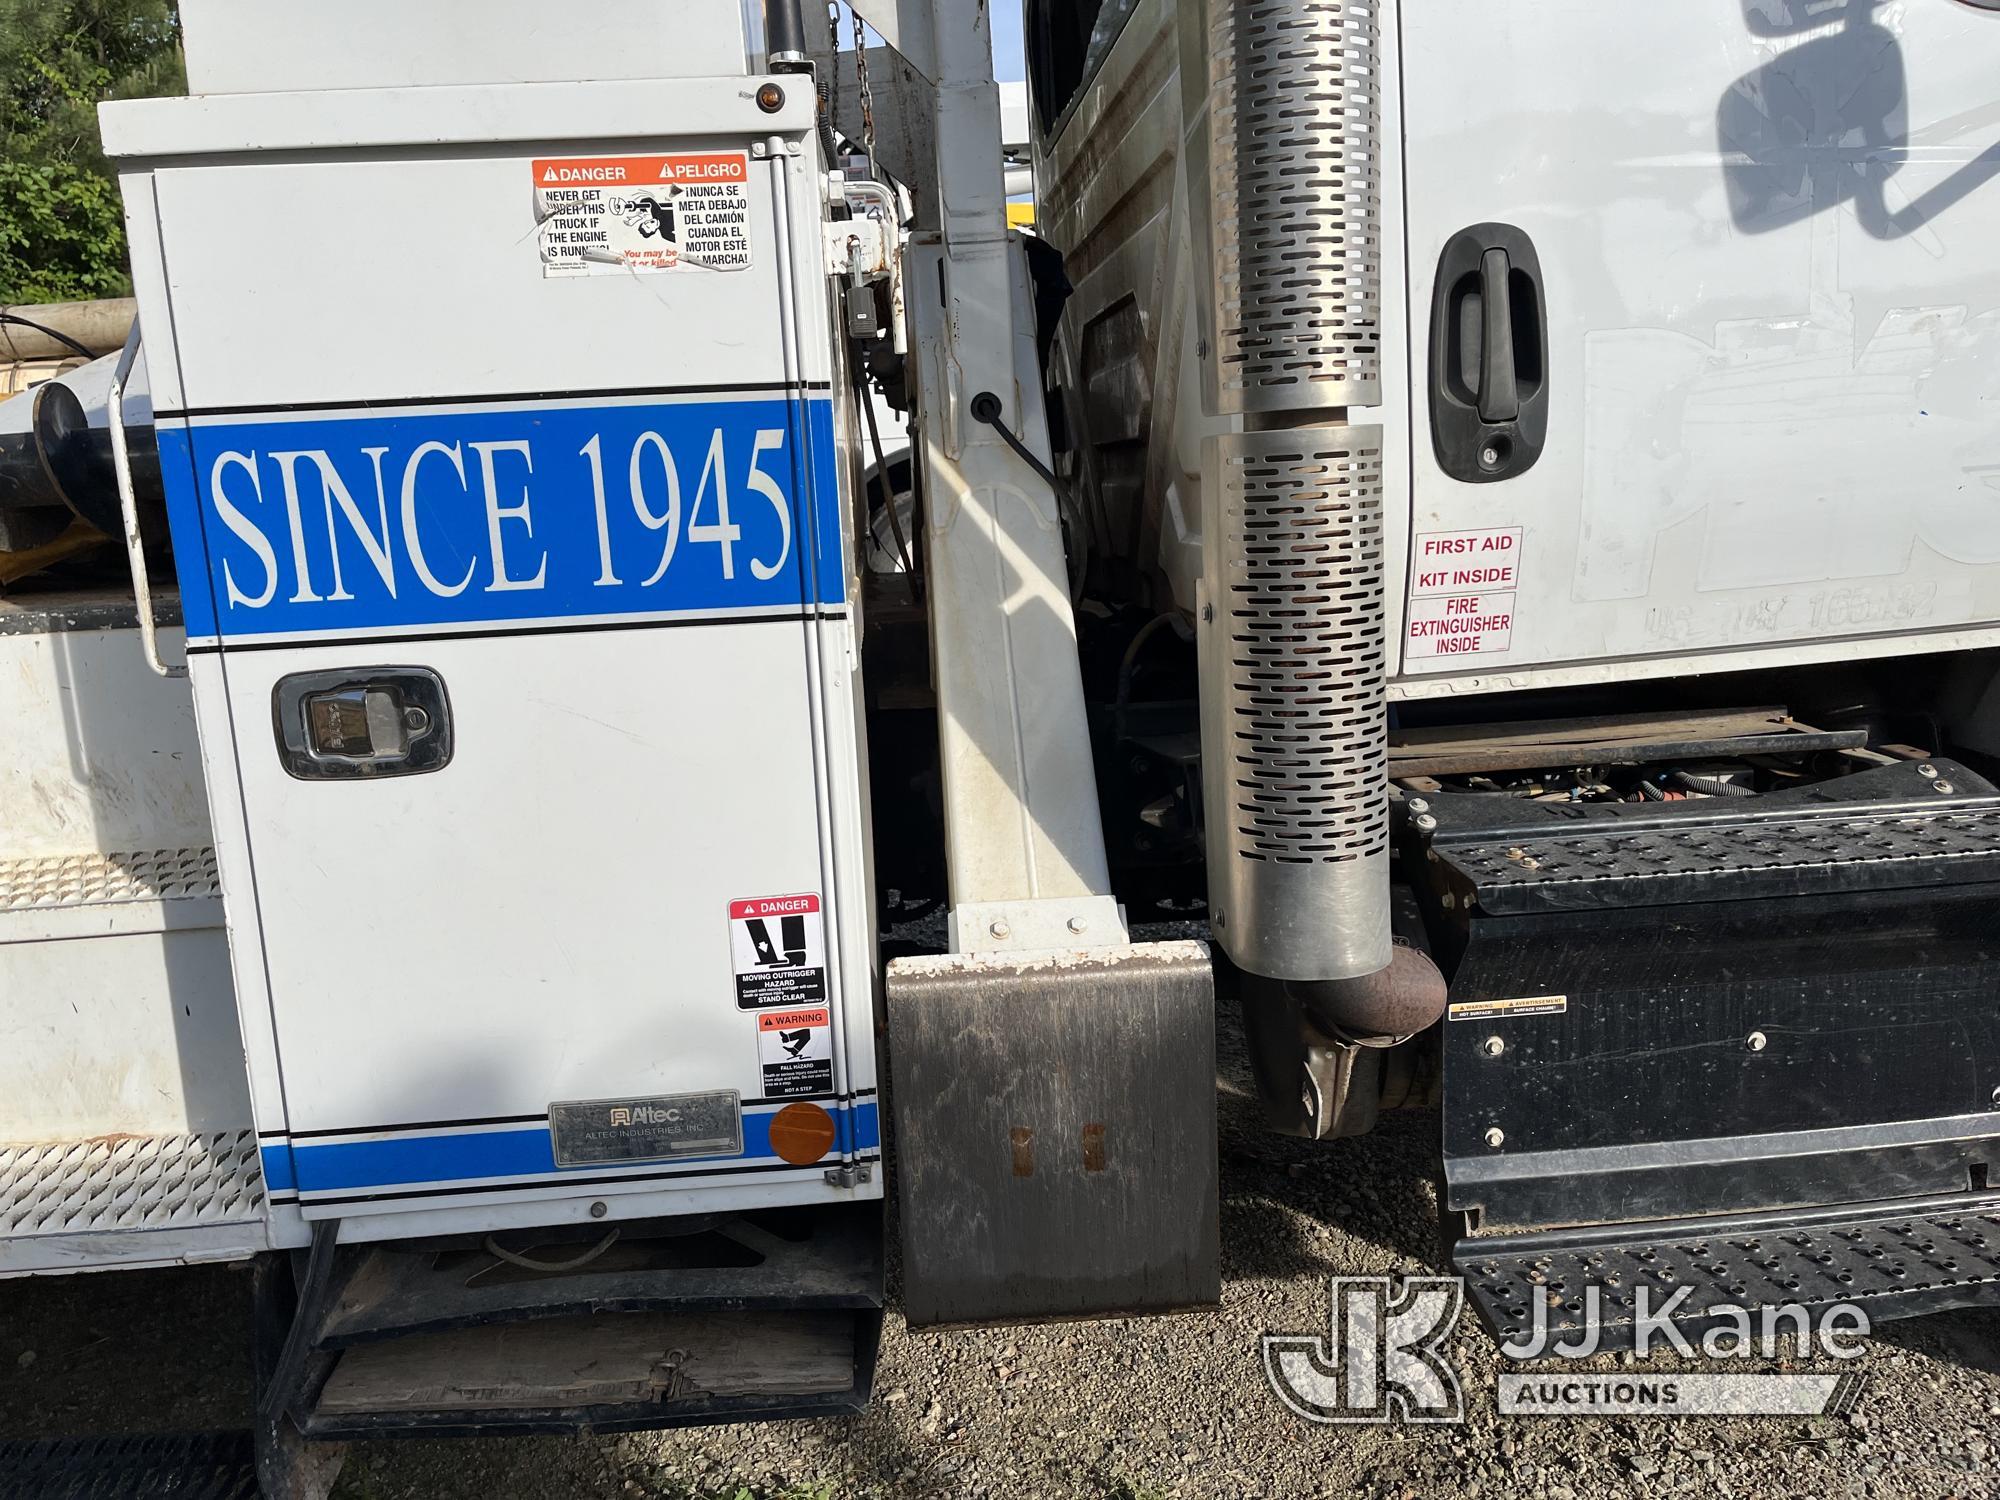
[1204,0,1382,420]
[1204,428,1389,982]
[1198,0,1394,986]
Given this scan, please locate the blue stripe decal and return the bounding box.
[260,1144,297,1193]
[842,1100,882,1154]
[157,394,843,642]
[281,1101,879,1194]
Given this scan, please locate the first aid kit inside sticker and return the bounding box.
[1407,527,1523,660]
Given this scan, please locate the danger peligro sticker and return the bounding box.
[532,153,752,277]
[729,893,828,1010]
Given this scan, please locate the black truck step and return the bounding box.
[0,1432,258,1500]
[1419,757,2000,913]
[259,1206,883,1441]
[1456,1195,2000,1350]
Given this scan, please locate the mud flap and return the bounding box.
[887,940,1219,1326]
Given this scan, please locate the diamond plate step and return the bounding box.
[1456,1197,2000,1350]
[1,1131,264,1237]
[1430,803,2000,915]
[0,848,219,912]
[0,1433,257,1500]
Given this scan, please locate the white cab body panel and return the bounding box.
[1398,0,2000,685]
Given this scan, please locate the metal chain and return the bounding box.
[850,5,879,180]
[827,1,842,100]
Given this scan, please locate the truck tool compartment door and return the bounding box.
[150,141,867,1216]
[1399,0,2000,677]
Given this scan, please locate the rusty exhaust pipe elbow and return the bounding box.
[1289,941,1448,1046]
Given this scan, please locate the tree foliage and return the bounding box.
[0,0,182,303]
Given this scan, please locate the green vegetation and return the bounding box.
[0,0,182,301]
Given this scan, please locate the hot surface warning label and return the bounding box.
[757,1006,834,1099]
[730,893,828,1009]
[1408,528,1522,659]
[532,152,752,277]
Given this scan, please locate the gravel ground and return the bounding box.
[5,989,2000,1499]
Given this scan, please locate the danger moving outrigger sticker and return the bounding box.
[730,893,828,1009]
[757,1007,834,1099]
[532,152,752,277]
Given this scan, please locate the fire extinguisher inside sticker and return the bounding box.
[730,893,828,1009]
[757,1007,834,1099]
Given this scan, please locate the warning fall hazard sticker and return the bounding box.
[1407,527,1522,660]
[533,153,752,277]
[757,1006,834,1099]
[729,893,827,1010]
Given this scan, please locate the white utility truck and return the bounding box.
[2,0,1999,1491]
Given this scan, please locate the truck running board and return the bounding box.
[1418,757,2000,1341]
[258,1205,880,1446]
[0,1432,258,1500]
[1455,1194,2000,1350]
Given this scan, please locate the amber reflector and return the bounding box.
[768,1101,838,1165]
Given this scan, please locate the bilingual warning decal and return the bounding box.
[730,893,828,1010]
[1407,527,1522,660]
[757,1007,834,1099]
[532,152,752,277]
[1448,994,1568,1021]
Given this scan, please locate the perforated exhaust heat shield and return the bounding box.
[1204,0,1382,415]
[1201,427,1390,982]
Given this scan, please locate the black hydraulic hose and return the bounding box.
[969,390,1088,593]
[1671,770,1755,798]
[814,71,841,171]
[0,311,95,361]
[858,376,915,587]
[969,390,1069,501]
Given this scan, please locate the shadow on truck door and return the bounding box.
[1721,0,2000,239]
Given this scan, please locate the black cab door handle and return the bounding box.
[1431,223,1548,483]
[1477,247,1521,425]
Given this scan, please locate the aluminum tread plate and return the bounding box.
[0,848,220,912]
[0,1131,264,1237]
[1457,1201,2000,1349]
[1435,805,2000,914]
[0,1433,257,1500]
